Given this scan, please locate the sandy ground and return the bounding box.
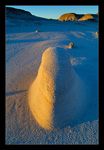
[6,21,98,144]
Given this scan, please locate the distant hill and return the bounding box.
[58,13,82,21]
[6,7,32,17]
[6,7,48,26]
[78,14,94,21]
[6,7,48,20]
[58,13,98,22]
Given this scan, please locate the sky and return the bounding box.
[6,5,98,19]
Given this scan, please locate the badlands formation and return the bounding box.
[6,7,98,144]
[58,13,81,21]
[78,14,94,21]
[58,13,98,22]
[29,47,85,130]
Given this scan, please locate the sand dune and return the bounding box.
[29,47,85,130]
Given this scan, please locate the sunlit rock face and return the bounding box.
[58,13,81,21]
[29,47,85,130]
[58,13,98,22]
[78,14,94,21]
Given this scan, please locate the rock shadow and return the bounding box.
[6,89,28,97]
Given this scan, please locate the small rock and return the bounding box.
[96,32,98,35]
[70,42,74,46]
[66,42,74,49]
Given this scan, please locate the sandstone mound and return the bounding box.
[58,13,98,22]
[78,14,94,21]
[29,47,85,130]
[58,13,80,21]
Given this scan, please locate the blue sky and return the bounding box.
[6,5,98,19]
